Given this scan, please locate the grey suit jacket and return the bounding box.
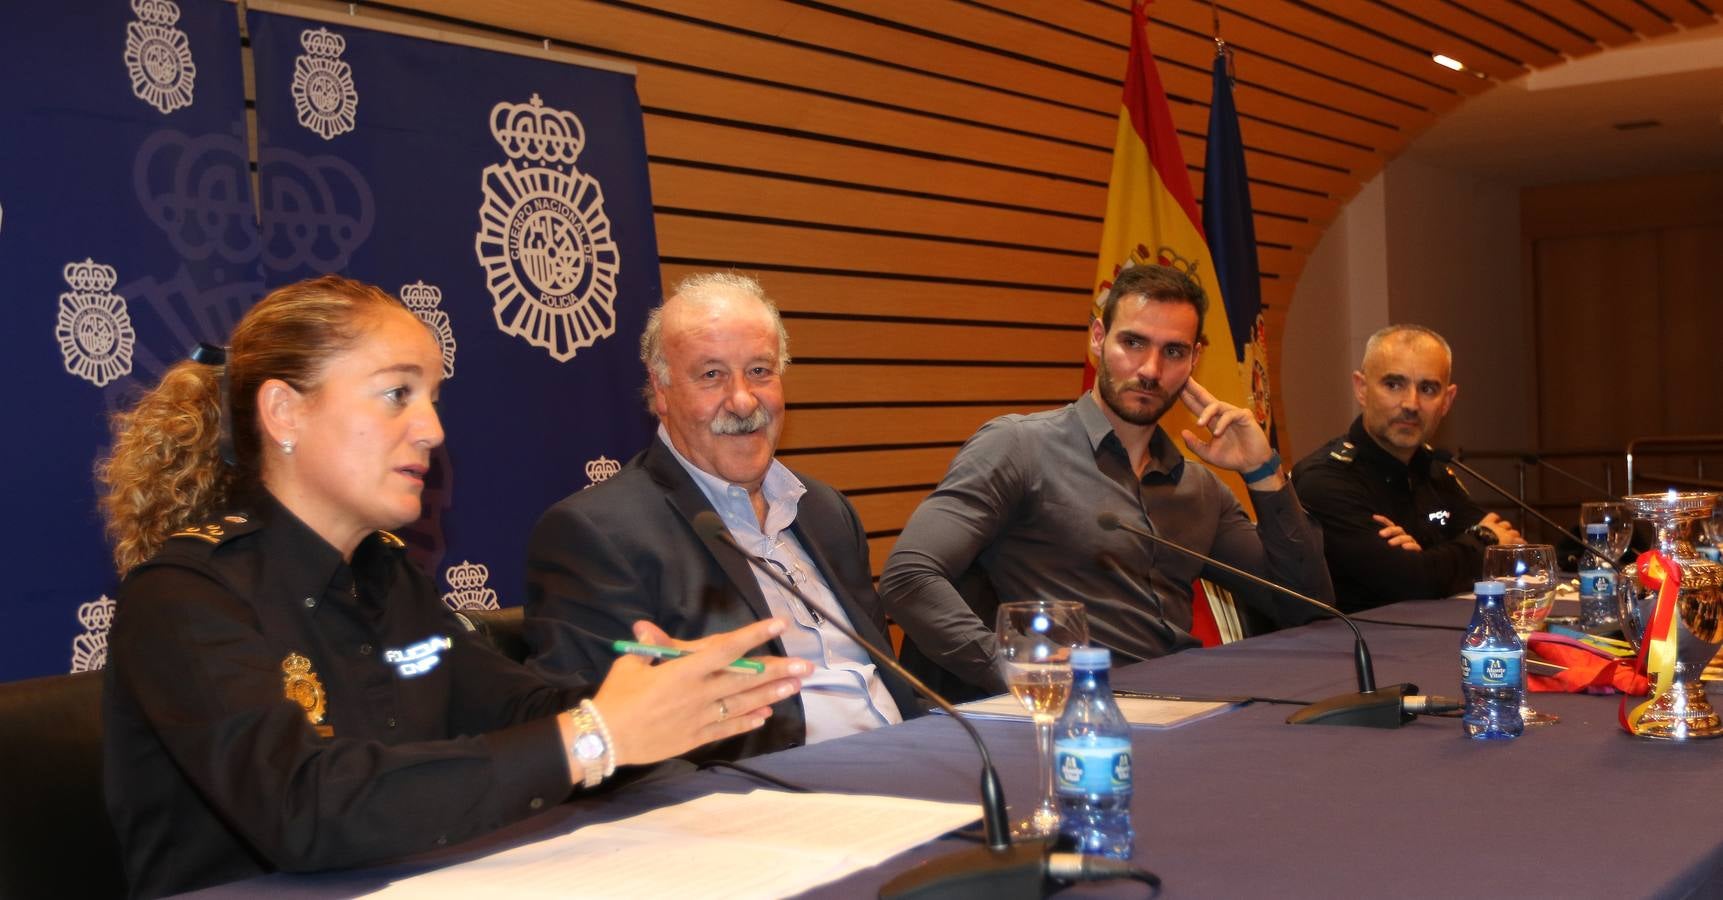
[523,435,920,762]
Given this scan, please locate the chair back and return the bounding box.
[0,669,127,898]
[455,606,530,663]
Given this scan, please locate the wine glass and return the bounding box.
[995,600,1088,839]
[1483,544,1558,726]
[1580,501,1633,563]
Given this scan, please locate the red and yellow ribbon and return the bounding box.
[1620,550,1681,733]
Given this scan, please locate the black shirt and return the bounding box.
[1292,416,1492,612]
[103,495,583,899]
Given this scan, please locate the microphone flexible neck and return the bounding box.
[1438,451,1618,570]
[1097,512,1377,694]
[696,514,1012,851]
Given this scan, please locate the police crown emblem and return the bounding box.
[401,281,456,379]
[56,259,136,387]
[475,94,621,363]
[125,0,196,114]
[441,560,498,612]
[584,455,621,487]
[69,595,117,673]
[291,27,358,140]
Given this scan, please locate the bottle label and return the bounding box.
[1578,569,1617,599]
[1461,649,1522,687]
[1054,738,1132,796]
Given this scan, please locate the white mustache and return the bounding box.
[711,407,771,435]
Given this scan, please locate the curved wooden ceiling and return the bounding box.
[382,0,1721,552]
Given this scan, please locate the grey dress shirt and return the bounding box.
[880,393,1332,692]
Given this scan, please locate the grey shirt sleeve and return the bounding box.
[1208,479,1335,625]
[879,421,1024,693]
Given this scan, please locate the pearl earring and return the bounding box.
[281,440,295,456]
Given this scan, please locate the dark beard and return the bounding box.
[1097,364,1178,426]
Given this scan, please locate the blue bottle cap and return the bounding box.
[1070,646,1110,669]
[1474,580,1505,596]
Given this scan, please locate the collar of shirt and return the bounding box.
[653,430,900,740]
[655,424,806,547]
[1075,391,1185,483]
[1346,415,1435,484]
[250,491,398,615]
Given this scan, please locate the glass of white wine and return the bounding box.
[995,599,1089,839]
[1483,543,1558,726]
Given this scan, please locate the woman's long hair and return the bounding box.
[97,275,405,575]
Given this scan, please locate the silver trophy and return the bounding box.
[1618,491,1723,740]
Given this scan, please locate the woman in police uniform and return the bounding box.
[97,275,807,899]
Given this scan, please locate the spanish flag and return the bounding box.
[1088,2,1251,498]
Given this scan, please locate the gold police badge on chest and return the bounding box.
[282,653,333,737]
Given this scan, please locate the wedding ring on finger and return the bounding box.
[716,698,729,721]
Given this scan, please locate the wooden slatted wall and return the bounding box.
[360,0,1716,574]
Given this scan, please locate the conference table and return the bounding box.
[190,598,1723,898]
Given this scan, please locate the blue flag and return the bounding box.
[1202,46,1275,447]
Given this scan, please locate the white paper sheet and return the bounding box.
[363,790,979,900]
[953,693,1238,728]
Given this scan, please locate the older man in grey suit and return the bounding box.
[524,272,917,763]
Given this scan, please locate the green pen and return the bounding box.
[611,640,766,674]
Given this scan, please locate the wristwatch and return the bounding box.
[1467,523,1500,547]
[568,700,614,788]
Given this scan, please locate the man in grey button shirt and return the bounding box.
[880,264,1333,695]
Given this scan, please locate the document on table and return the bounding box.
[951,693,1238,729]
[362,790,978,900]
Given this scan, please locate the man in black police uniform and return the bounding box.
[1292,325,1522,612]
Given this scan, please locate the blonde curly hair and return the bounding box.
[98,275,406,575]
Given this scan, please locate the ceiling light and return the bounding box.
[1432,54,1464,71]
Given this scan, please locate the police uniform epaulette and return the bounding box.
[1328,440,1356,464]
[376,530,406,549]
[168,513,258,545]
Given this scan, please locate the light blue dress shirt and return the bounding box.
[658,426,902,743]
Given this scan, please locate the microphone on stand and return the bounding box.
[688,512,1157,898]
[1520,453,1615,501]
[1094,512,1459,727]
[1435,450,1618,571]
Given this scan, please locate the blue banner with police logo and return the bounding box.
[247,10,659,617]
[0,0,258,681]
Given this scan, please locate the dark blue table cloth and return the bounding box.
[185,599,1723,898]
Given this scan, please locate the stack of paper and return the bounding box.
[364,790,979,899]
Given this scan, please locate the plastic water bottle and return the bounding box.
[1054,647,1133,858]
[1577,523,1620,634]
[1461,581,1524,740]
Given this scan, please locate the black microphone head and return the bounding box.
[1428,447,1455,463]
[1096,511,1122,531]
[690,509,731,544]
[1521,453,1541,465]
